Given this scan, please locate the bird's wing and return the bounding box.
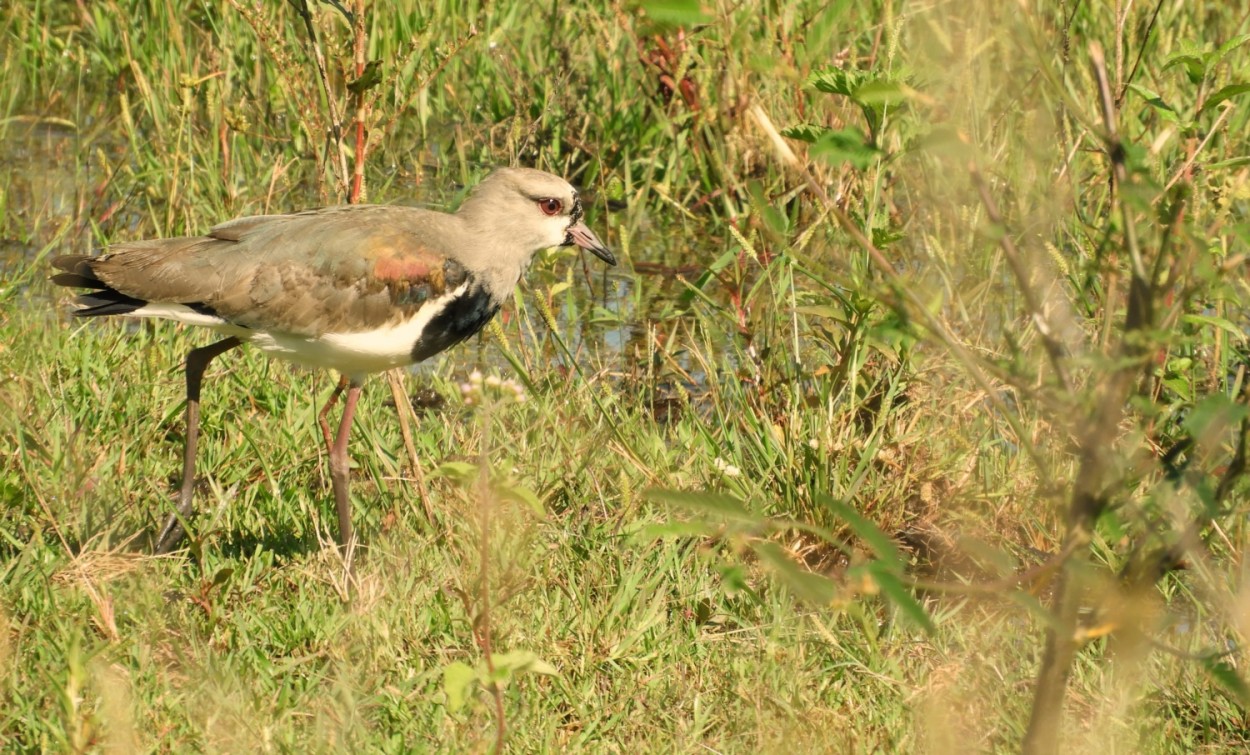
[85,206,472,336]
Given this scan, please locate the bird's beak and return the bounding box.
[565,222,616,266]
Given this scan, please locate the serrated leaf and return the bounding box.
[872,228,904,247]
[807,67,861,96]
[442,662,477,712]
[1200,82,1250,116]
[817,495,904,572]
[646,488,759,525]
[780,123,826,143]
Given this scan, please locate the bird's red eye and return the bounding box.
[538,198,562,216]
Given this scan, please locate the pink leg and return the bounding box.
[327,379,362,555]
[155,336,242,554]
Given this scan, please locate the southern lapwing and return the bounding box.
[51,167,615,555]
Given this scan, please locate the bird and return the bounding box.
[51,167,616,557]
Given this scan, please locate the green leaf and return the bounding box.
[807,67,861,96]
[1161,377,1193,403]
[1182,313,1244,337]
[867,562,935,634]
[817,495,904,572]
[1162,51,1206,83]
[641,0,710,26]
[809,127,882,169]
[346,60,383,93]
[210,567,234,589]
[1202,657,1250,706]
[872,228,904,248]
[1201,82,1250,116]
[636,521,721,539]
[1126,83,1181,124]
[490,650,558,678]
[496,481,545,516]
[442,662,477,712]
[754,541,839,605]
[780,123,826,143]
[795,304,849,321]
[1213,33,1250,69]
[1206,156,1250,170]
[433,461,478,482]
[1183,393,1250,440]
[646,489,759,525]
[852,79,910,107]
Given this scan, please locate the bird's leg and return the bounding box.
[327,379,362,557]
[318,375,349,453]
[155,336,242,554]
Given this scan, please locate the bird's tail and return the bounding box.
[50,255,147,317]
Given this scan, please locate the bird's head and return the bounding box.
[458,168,616,266]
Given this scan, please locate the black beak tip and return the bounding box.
[591,246,617,266]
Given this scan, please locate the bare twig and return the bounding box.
[969,168,1073,392]
[1022,42,1156,755]
[291,0,351,199]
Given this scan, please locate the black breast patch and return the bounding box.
[410,282,500,363]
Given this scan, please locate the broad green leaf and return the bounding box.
[1183,393,1250,439]
[433,461,478,482]
[1162,51,1205,83]
[754,541,839,605]
[1161,377,1192,403]
[795,304,849,321]
[780,123,826,143]
[867,562,935,634]
[646,488,759,525]
[491,650,558,677]
[636,521,721,539]
[1182,313,1244,337]
[852,79,910,107]
[809,127,882,169]
[807,67,861,96]
[1126,83,1181,124]
[1202,657,1250,706]
[1201,83,1250,116]
[496,481,544,516]
[1213,33,1250,68]
[1206,156,1250,170]
[442,662,477,712]
[641,0,710,26]
[817,495,904,572]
